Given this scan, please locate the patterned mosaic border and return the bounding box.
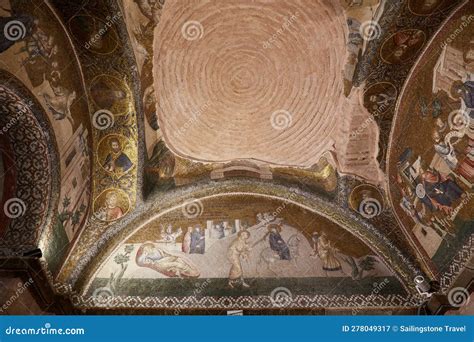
[70,293,424,311]
[0,72,60,255]
[440,234,474,292]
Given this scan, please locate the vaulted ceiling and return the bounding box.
[0,0,472,314]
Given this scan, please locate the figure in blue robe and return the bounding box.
[421,169,464,210]
[268,228,290,260]
[460,80,474,109]
[453,80,474,118]
[104,152,133,172]
[190,227,205,254]
[103,138,133,173]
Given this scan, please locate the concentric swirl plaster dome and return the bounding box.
[154,0,350,167]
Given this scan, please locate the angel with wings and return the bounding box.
[157,224,183,244]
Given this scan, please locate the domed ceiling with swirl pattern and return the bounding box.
[0,0,472,314]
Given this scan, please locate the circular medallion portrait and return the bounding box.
[90,75,132,115]
[363,82,398,116]
[380,29,426,65]
[93,188,130,222]
[68,15,119,55]
[97,134,135,176]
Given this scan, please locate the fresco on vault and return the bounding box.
[87,196,401,298]
[89,75,133,116]
[340,0,384,96]
[389,6,474,270]
[121,0,163,158]
[98,218,390,281]
[363,82,398,117]
[68,14,120,55]
[0,1,91,263]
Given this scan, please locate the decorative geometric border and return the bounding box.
[69,293,423,310]
[0,75,60,255]
[440,234,474,292]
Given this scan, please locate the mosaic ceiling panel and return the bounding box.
[388,0,474,273]
[0,0,472,313]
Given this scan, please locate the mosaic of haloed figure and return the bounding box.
[389,4,474,266]
[88,196,399,298]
